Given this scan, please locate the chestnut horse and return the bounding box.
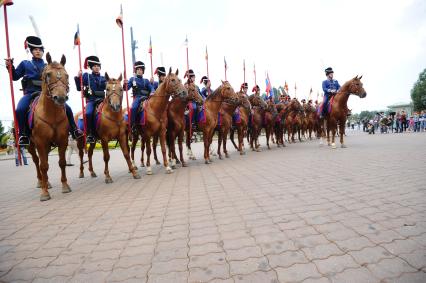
[285,99,304,143]
[185,81,238,164]
[248,95,268,152]
[273,103,289,147]
[133,68,187,174]
[216,95,243,159]
[26,53,71,201]
[320,76,367,148]
[230,92,251,155]
[165,81,203,167]
[264,100,278,150]
[85,73,140,183]
[304,103,317,140]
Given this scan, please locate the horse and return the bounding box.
[26,53,71,201]
[185,81,238,164]
[285,99,304,143]
[304,103,317,140]
[248,95,268,152]
[164,81,203,167]
[320,76,367,148]
[216,94,244,159]
[229,92,251,155]
[83,73,140,183]
[273,103,289,147]
[73,111,88,177]
[263,99,278,150]
[133,68,187,174]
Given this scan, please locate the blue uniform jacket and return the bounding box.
[74,72,106,101]
[200,86,211,100]
[322,79,341,98]
[126,75,154,96]
[10,58,45,95]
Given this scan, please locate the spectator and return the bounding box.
[66,134,79,166]
[7,129,28,166]
[413,112,420,132]
[408,116,414,132]
[421,110,426,132]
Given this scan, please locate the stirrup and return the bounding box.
[86,135,96,144]
[72,129,84,139]
[18,135,30,146]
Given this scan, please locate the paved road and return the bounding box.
[0,131,425,282]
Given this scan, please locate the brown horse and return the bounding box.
[264,100,278,150]
[321,76,367,148]
[230,92,251,155]
[285,99,304,143]
[133,68,187,175]
[26,53,71,201]
[165,81,203,167]
[304,103,317,140]
[273,103,289,147]
[73,111,88,177]
[85,73,140,183]
[248,95,268,152]
[185,81,238,164]
[216,94,243,159]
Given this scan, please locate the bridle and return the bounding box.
[43,67,69,101]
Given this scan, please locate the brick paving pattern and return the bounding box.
[0,132,425,282]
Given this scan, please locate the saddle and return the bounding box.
[317,96,335,117]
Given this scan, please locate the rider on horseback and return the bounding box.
[250,84,258,96]
[124,61,154,134]
[200,76,212,100]
[320,67,341,118]
[152,66,166,90]
[75,55,106,144]
[6,36,82,146]
[184,70,202,130]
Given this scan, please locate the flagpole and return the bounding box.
[76,25,87,141]
[3,0,22,166]
[117,4,131,134]
[254,63,257,85]
[205,46,209,78]
[149,36,153,79]
[224,57,227,81]
[243,59,246,83]
[185,35,189,72]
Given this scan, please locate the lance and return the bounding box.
[116,4,131,134]
[185,35,189,72]
[3,0,22,165]
[205,45,209,78]
[253,63,257,85]
[148,35,153,79]
[74,24,87,141]
[243,59,246,83]
[294,83,297,98]
[224,56,227,81]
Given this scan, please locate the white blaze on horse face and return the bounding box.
[112,84,116,92]
[56,71,61,79]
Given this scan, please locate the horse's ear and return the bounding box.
[105,72,110,81]
[221,80,225,84]
[46,52,52,64]
[168,67,172,75]
[359,75,363,80]
[60,55,66,66]
[175,69,179,76]
[118,73,123,81]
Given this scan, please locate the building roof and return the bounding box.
[387,102,413,108]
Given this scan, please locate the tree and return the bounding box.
[358,110,375,121]
[0,121,8,148]
[411,68,426,111]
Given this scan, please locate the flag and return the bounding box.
[148,36,152,54]
[116,4,123,28]
[205,46,208,60]
[265,73,273,99]
[284,81,289,93]
[73,24,80,47]
[224,57,227,70]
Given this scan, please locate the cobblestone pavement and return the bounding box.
[0,131,425,283]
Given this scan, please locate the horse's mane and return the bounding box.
[205,85,221,101]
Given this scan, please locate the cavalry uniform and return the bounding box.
[250,84,259,97]
[152,66,166,90]
[7,36,81,146]
[126,61,154,131]
[321,67,340,117]
[74,55,106,144]
[200,76,212,100]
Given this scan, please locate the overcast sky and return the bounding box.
[1,0,425,125]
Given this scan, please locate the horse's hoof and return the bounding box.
[155,161,161,165]
[327,143,331,146]
[182,162,188,167]
[140,164,145,168]
[105,178,113,184]
[62,185,72,194]
[133,173,141,179]
[133,166,138,170]
[218,155,223,160]
[165,167,173,174]
[90,172,97,178]
[146,167,153,175]
[205,160,209,164]
[171,164,176,169]
[267,147,271,150]
[240,151,246,155]
[256,149,262,152]
[225,154,230,158]
[40,194,51,201]
[332,143,337,149]
[79,173,84,178]
[341,144,347,148]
